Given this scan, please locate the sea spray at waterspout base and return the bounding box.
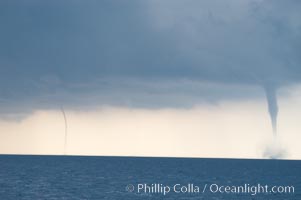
[263,136,288,159]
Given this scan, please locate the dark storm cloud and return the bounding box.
[0,0,300,113]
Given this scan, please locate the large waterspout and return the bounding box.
[264,86,278,136]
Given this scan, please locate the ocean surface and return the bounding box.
[0,155,300,200]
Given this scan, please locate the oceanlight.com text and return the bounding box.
[126,183,295,196]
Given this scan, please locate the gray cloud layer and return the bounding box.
[0,0,300,113]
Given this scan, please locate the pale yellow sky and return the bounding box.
[0,85,300,159]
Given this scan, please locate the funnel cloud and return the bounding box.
[61,107,68,155]
[264,86,278,135]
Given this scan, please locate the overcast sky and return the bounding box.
[1,0,300,112]
[0,0,300,158]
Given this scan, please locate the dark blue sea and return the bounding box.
[0,155,300,200]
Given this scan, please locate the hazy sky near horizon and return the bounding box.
[0,0,300,158]
[1,87,301,159]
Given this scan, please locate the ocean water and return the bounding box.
[0,155,300,200]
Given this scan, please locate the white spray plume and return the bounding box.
[263,137,288,159]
